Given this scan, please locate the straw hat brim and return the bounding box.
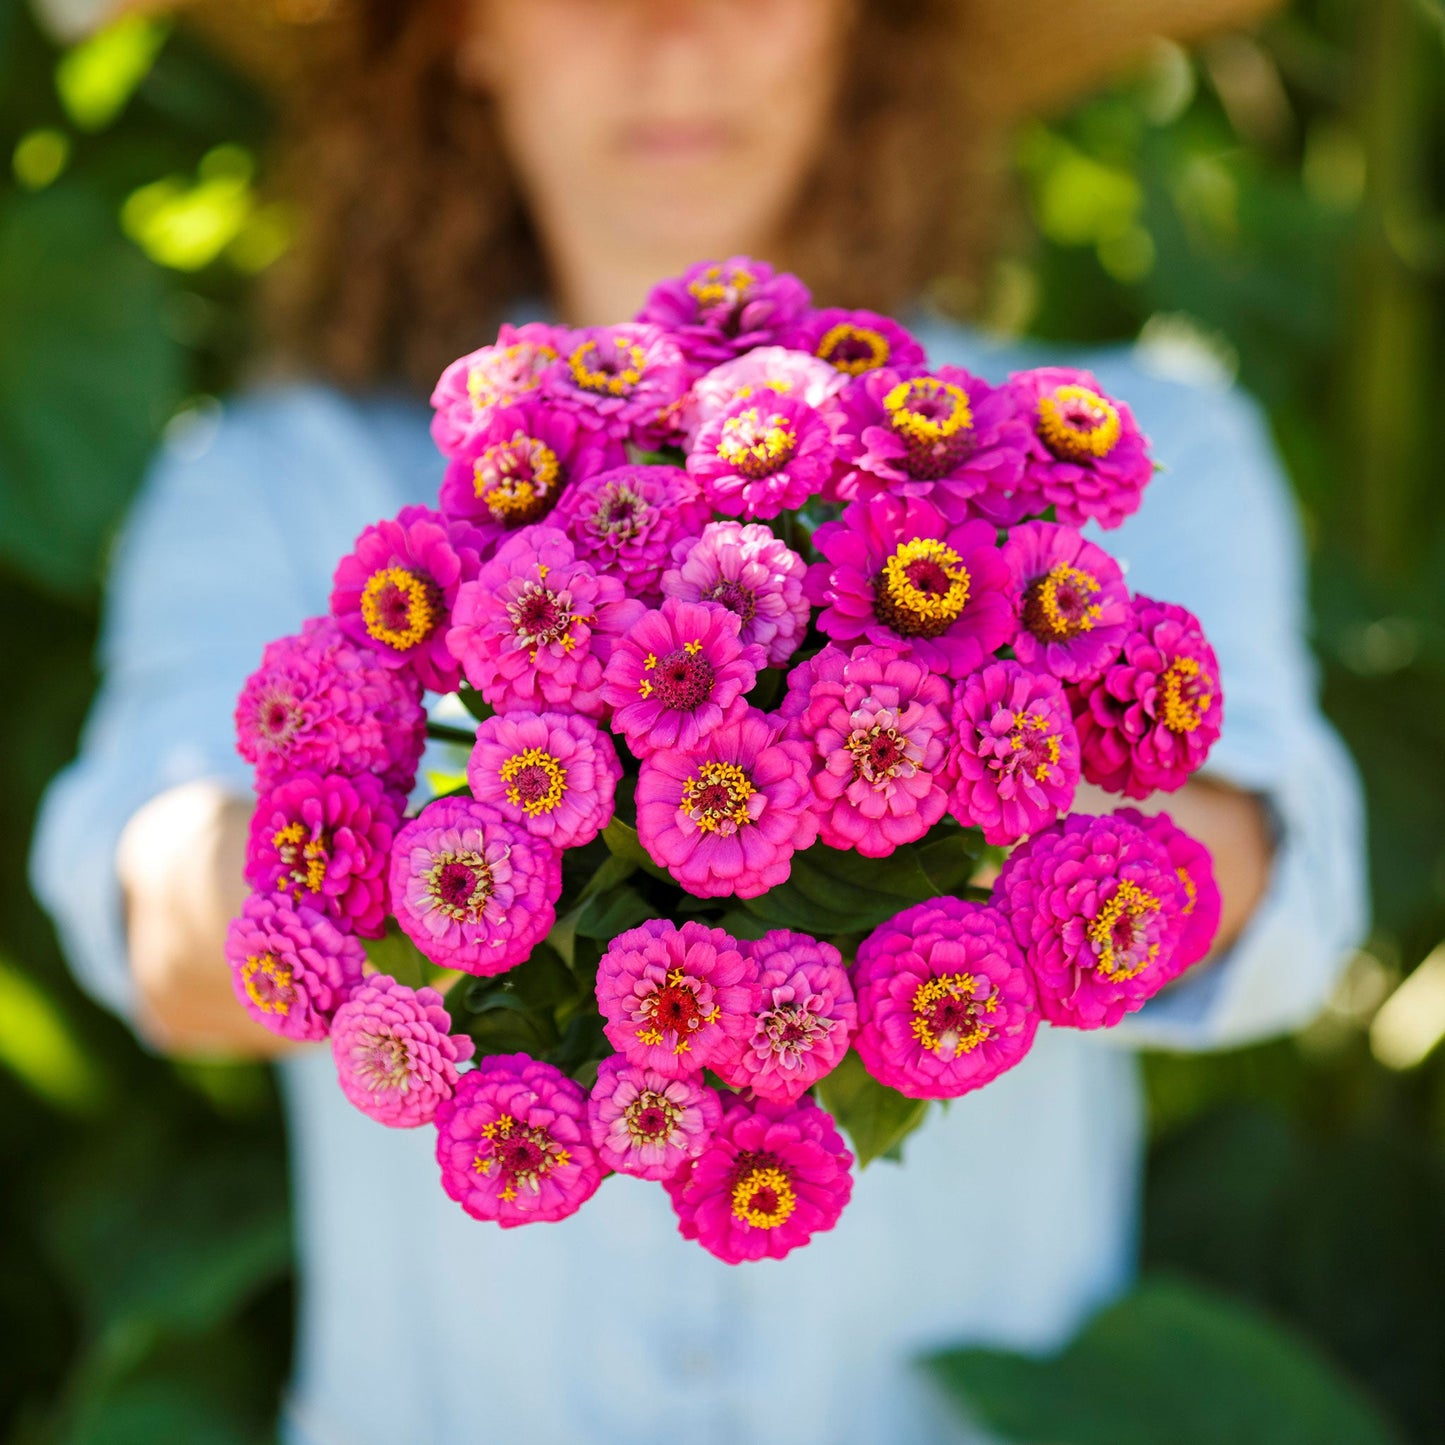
[37,0,1282,122]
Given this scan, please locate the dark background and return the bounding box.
[1,1,1442,1440]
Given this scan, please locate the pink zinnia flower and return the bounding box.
[448,526,645,719]
[586,1054,723,1181]
[993,811,1192,1029]
[429,321,566,458]
[466,709,622,850]
[545,323,691,447]
[594,918,757,1077]
[601,596,764,759]
[1070,595,1223,798]
[235,618,426,794]
[807,495,1013,678]
[661,521,811,667]
[997,366,1154,529]
[664,1092,853,1264]
[636,256,811,368]
[552,464,711,606]
[1002,520,1132,683]
[330,505,479,693]
[225,893,364,1042]
[330,975,475,1128]
[388,796,561,976]
[833,365,1028,516]
[716,930,856,1104]
[687,392,836,520]
[1115,807,1222,972]
[681,344,846,446]
[787,643,953,857]
[851,896,1037,1100]
[436,1054,603,1227]
[438,400,623,551]
[789,307,926,377]
[949,661,1080,846]
[635,708,818,898]
[245,769,400,938]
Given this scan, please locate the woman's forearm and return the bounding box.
[1070,777,1274,961]
[117,780,299,1059]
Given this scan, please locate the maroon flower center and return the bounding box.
[1022,563,1103,642]
[355,1029,412,1092]
[511,765,552,804]
[592,484,648,538]
[705,578,757,624]
[727,1150,797,1229]
[910,973,995,1058]
[847,720,915,783]
[649,647,715,711]
[624,1089,685,1145]
[424,848,496,922]
[758,1001,836,1062]
[508,580,578,649]
[435,861,478,908]
[259,691,301,745]
[637,967,721,1053]
[473,1113,569,1203]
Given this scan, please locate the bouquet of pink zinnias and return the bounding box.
[229,259,1223,1263]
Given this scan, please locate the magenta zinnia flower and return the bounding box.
[601,596,764,759]
[245,769,400,938]
[544,323,691,447]
[636,256,811,367]
[330,505,479,693]
[436,1054,603,1227]
[586,1054,723,1181]
[716,930,856,1104]
[225,893,365,1042]
[833,366,1027,517]
[466,709,622,850]
[661,521,811,667]
[635,708,818,898]
[948,661,1080,846]
[688,393,836,519]
[1115,807,1221,972]
[388,796,561,976]
[235,618,425,793]
[594,918,757,1077]
[789,307,926,377]
[1070,595,1223,798]
[787,643,953,857]
[1002,521,1132,683]
[807,495,1013,678]
[330,975,475,1128]
[852,897,1037,1100]
[552,463,711,606]
[993,811,1192,1029]
[998,366,1154,529]
[448,526,645,719]
[681,344,846,446]
[664,1092,853,1264]
[429,321,566,458]
[438,400,623,551]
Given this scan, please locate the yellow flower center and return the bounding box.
[716,407,797,479]
[1037,384,1121,461]
[910,972,999,1057]
[730,1160,797,1229]
[1087,879,1162,981]
[815,321,890,375]
[1008,711,1064,781]
[687,264,755,312]
[360,565,437,652]
[1159,655,1213,733]
[1022,563,1103,641]
[472,431,561,524]
[882,377,972,445]
[568,338,646,397]
[466,341,556,413]
[271,819,328,898]
[500,747,568,816]
[241,951,294,1015]
[680,761,756,834]
[473,1112,571,1203]
[874,537,971,638]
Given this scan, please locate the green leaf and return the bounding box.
[814,1050,929,1167]
[575,885,655,942]
[924,1277,1406,1445]
[456,685,494,722]
[600,816,673,884]
[362,923,427,989]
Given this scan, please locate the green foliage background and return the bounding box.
[1,1,1442,1440]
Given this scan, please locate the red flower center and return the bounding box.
[259,692,301,745]
[649,647,715,710]
[424,849,496,922]
[624,1089,684,1145]
[473,1112,571,1203]
[637,967,721,1054]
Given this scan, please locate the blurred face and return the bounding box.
[460,0,854,294]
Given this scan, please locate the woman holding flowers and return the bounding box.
[33,1,1364,1442]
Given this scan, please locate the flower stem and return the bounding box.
[427,720,478,746]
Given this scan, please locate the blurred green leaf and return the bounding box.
[363,922,427,989]
[0,954,106,1113]
[925,1277,1405,1445]
[55,15,170,132]
[0,183,182,597]
[814,1050,928,1167]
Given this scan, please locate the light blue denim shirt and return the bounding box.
[31,319,1366,1445]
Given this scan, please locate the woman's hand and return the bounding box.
[117,780,299,1059]
[1070,777,1275,965]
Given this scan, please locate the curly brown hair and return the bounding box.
[253,0,1005,396]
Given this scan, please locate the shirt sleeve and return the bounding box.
[1085,359,1369,1051]
[27,386,409,1024]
